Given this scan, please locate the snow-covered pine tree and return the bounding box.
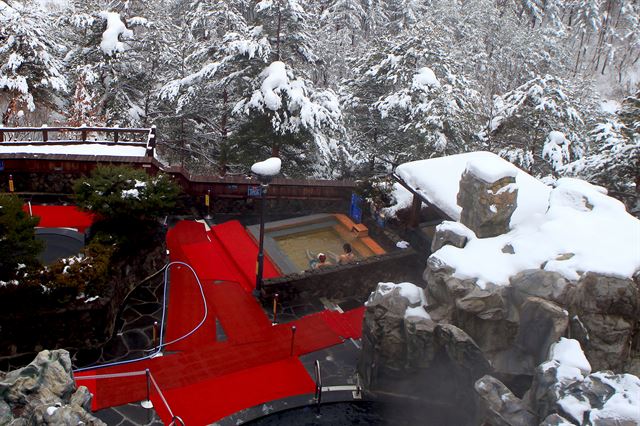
[345,24,481,167]
[0,0,67,125]
[232,60,346,176]
[64,0,158,127]
[487,75,599,176]
[563,93,638,212]
[156,0,272,173]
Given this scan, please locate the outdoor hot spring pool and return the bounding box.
[247,214,386,274]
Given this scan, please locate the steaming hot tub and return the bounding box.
[247,214,385,274]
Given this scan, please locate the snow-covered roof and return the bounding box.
[389,151,640,286]
[391,151,551,226]
[0,143,147,157]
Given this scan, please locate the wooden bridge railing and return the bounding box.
[0,126,156,157]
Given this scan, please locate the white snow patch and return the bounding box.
[600,99,621,114]
[99,11,133,56]
[46,406,59,416]
[549,338,591,376]
[396,240,410,249]
[121,188,140,199]
[588,372,640,424]
[465,157,517,183]
[251,157,281,177]
[85,296,99,303]
[390,152,550,225]
[435,221,476,241]
[405,306,431,320]
[412,67,440,90]
[0,144,147,157]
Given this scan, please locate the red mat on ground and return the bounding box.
[155,358,315,425]
[23,205,95,233]
[320,307,366,340]
[210,220,281,291]
[77,220,365,425]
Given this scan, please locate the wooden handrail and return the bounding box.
[0,126,152,133]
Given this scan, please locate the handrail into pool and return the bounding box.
[314,360,322,414]
[74,369,183,423]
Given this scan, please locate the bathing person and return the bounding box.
[338,243,356,264]
[306,250,331,270]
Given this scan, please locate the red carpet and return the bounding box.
[76,219,365,425]
[22,205,95,233]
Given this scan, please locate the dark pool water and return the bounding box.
[246,401,460,426]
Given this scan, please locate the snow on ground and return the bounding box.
[0,143,147,157]
[389,152,640,287]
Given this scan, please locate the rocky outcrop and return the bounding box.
[359,283,490,424]
[474,375,536,426]
[475,338,640,426]
[457,167,518,238]
[431,221,475,252]
[0,350,104,425]
[569,272,640,373]
[423,260,640,377]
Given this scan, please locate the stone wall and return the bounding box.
[0,235,167,367]
[262,249,422,304]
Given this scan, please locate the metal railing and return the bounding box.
[314,360,322,414]
[74,368,184,424]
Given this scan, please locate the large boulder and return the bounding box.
[474,375,536,426]
[569,272,640,372]
[477,338,640,426]
[457,166,518,238]
[431,221,475,252]
[509,270,572,307]
[0,350,105,426]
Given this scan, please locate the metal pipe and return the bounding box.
[272,293,279,325]
[290,325,297,356]
[255,183,267,296]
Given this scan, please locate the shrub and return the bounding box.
[73,165,181,223]
[0,194,43,281]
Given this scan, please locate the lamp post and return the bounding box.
[251,157,281,297]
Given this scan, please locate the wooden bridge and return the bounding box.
[0,126,355,202]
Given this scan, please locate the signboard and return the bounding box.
[248,185,263,197]
[350,193,363,224]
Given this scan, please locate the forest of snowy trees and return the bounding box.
[0,0,638,203]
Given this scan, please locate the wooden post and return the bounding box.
[0,130,3,142]
[408,194,422,228]
[81,129,87,142]
[42,128,48,142]
[113,130,119,144]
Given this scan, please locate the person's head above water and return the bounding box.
[343,243,352,254]
[317,253,327,262]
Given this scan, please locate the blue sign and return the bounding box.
[350,193,363,223]
[248,185,262,197]
[0,160,3,171]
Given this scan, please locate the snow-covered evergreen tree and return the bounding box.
[486,75,599,176]
[0,0,67,125]
[345,25,481,166]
